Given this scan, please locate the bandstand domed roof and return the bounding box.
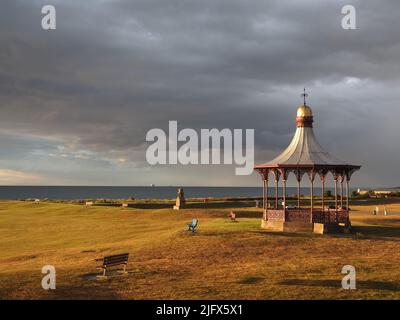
[254,95,361,172]
[265,110,347,165]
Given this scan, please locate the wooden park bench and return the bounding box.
[187,218,198,233]
[95,253,129,277]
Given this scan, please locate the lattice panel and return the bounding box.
[267,210,285,221]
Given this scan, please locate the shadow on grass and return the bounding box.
[81,272,101,281]
[280,279,400,291]
[252,230,317,238]
[253,225,400,240]
[81,269,142,281]
[352,225,400,239]
[185,202,256,209]
[350,198,400,206]
[234,210,263,218]
[123,203,173,209]
[237,276,264,285]
[54,282,122,299]
[178,230,236,237]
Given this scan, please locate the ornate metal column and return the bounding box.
[321,174,325,212]
[345,175,350,210]
[340,175,344,209]
[272,169,280,209]
[297,179,300,208]
[262,179,266,220]
[308,170,316,223]
[282,179,286,209]
[265,178,268,210]
[318,169,328,215]
[263,169,269,220]
[295,170,302,209]
[262,179,265,209]
[281,169,288,210]
[334,175,338,223]
[334,178,338,210]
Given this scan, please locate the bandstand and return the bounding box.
[254,91,361,233]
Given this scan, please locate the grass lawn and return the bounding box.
[1,200,400,299]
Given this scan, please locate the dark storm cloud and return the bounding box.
[0,0,400,185]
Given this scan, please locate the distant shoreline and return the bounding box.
[0,185,363,200]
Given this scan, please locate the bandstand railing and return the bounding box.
[264,208,349,224]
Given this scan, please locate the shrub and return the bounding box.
[324,190,332,197]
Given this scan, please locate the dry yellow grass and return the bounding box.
[1,200,400,299]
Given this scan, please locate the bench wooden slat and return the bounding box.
[104,254,128,259]
[104,256,128,262]
[103,259,128,265]
[105,253,128,258]
[103,259,127,264]
[103,254,128,259]
[103,260,128,266]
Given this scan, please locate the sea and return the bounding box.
[0,186,353,200]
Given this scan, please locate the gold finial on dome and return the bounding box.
[297,104,313,117]
[297,88,313,117]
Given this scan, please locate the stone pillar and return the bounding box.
[173,188,186,210]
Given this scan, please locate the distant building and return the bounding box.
[357,189,370,196]
[373,189,400,197]
[357,188,400,197]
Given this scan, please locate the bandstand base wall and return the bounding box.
[261,209,351,234]
[261,220,345,234]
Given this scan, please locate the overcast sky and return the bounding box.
[0,0,399,187]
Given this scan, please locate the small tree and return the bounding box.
[351,190,359,198]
